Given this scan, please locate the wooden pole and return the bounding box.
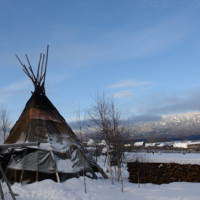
[37,53,42,82]
[43,45,49,85]
[15,55,25,67]
[40,54,45,82]
[36,171,38,182]
[0,142,39,148]
[55,173,60,183]
[98,169,109,179]
[15,55,31,77]
[0,180,5,200]
[0,165,16,200]
[20,170,24,183]
[25,54,37,82]
[14,170,16,182]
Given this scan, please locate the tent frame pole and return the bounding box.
[36,171,38,182]
[0,180,4,200]
[14,170,16,182]
[0,164,16,200]
[55,173,60,182]
[20,170,24,183]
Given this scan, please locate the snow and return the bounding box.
[98,140,106,146]
[2,178,200,200]
[87,139,95,147]
[157,142,170,147]
[102,147,107,154]
[134,141,144,147]
[145,143,155,147]
[2,153,200,200]
[125,152,200,165]
[173,142,188,148]
[173,141,200,148]
[124,144,131,147]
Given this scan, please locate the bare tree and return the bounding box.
[86,92,114,184]
[130,153,149,187]
[74,105,87,193]
[0,105,12,143]
[86,91,131,187]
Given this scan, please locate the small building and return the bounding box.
[87,139,96,147]
[98,140,107,146]
[173,142,188,148]
[134,141,144,147]
[187,142,200,149]
[173,141,200,149]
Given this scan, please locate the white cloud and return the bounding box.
[2,80,30,91]
[0,79,31,102]
[109,79,150,88]
[111,90,133,99]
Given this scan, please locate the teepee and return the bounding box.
[3,46,108,183]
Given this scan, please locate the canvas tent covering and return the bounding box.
[1,46,107,183]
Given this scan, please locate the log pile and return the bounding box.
[127,162,200,184]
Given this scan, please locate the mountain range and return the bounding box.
[133,112,200,141]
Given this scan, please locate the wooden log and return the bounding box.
[98,169,109,179]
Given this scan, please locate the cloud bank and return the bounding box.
[109,79,150,88]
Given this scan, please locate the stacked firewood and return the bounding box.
[127,162,200,184]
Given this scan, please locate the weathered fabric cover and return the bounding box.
[5,93,102,174]
[7,148,93,174]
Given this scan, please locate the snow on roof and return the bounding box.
[87,139,95,146]
[102,147,107,154]
[134,141,144,147]
[99,140,107,146]
[187,141,200,146]
[173,142,187,148]
[145,143,155,147]
[157,143,170,147]
[124,144,131,147]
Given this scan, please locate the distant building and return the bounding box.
[98,140,107,146]
[173,141,200,149]
[134,141,144,147]
[87,139,96,147]
[187,142,200,149]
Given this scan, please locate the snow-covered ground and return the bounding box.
[2,153,200,200]
[125,152,200,165]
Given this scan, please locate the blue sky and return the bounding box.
[0,0,200,124]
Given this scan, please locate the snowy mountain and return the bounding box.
[133,112,200,141]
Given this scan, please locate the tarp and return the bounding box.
[7,148,93,174]
[8,149,55,173]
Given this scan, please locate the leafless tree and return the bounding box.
[130,153,149,187]
[86,92,114,184]
[86,91,132,187]
[74,104,87,193]
[0,105,12,143]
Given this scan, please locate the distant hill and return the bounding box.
[132,112,200,141]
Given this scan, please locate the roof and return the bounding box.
[134,141,144,147]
